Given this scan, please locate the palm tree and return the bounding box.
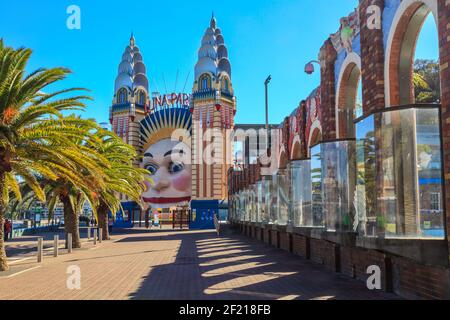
[93,130,149,240]
[0,40,92,271]
[42,116,112,249]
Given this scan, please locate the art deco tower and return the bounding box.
[110,33,150,160]
[191,14,237,201]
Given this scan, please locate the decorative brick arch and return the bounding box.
[385,0,439,106]
[290,135,302,160]
[335,52,362,138]
[278,146,289,170]
[308,123,322,157]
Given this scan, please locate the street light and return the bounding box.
[304,60,321,75]
[264,75,272,130]
[264,75,272,154]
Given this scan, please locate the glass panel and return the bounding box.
[356,107,444,239]
[415,108,444,237]
[311,145,325,227]
[276,170,289,225]
[250,184,257,223]
[239,190,246,222]
[355,115,377,236]
[262,178,272,223]
[245,189,250,222]
[291,160,313,227]
[322,141,356,232]
[257,181,263,223]
[270,174,278,224]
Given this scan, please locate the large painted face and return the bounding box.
[141,138,191,208]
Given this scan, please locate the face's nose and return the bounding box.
[152,168,171,193]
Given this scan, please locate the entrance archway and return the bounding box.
[336,52,362,139]
[385,0,439,106]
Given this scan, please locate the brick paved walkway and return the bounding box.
[0,226,399,300]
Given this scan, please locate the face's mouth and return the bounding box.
[143,196,191,204]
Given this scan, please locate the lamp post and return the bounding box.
[264,75,272,130]
[304,60,321,75]
[264,75,272,154]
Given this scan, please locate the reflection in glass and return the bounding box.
[290,160,313,227]
[276,170,289,225]
[256,181,263,223]
[250,184,257,223]
[416,109,444,237]
[356,108,444,239]
[239,190,246,222]
[311,145,324,227]
[262,177,272,223]
[322,141,356,232]
[270,174,278,224]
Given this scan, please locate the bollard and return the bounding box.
[99,228,102,243]
[37,237,44,263]
[87,227,91,240]
[93,229,97,245]
[68,233,73,253]
[53,235,59,257]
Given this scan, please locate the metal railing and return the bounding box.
[214,215,221,237]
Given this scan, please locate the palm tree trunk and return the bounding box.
[0,171,9,271]
[61,195,81,249]
[97,200,110,241]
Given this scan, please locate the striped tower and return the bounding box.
[191,14,237,202]
[110,33,150,164]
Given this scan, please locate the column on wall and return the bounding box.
[437,0,450,262]
[319,40,338,141]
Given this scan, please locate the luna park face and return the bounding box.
[141,139,192,208]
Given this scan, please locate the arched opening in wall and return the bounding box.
[291,140,302,161]
[413,14,440,104]
[221,76,230,93]
[337,61,361,139]
[199,74,212,91]
[388,2,440,106]
[308,127,322,156]
[137,90,146,106]
[117,88,128,104]
[278,149,289,170]
[379,1,444,239]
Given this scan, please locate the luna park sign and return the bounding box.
[146,93,191,113]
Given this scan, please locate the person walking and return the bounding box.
[4,219,12,242]
[108,218,113,234]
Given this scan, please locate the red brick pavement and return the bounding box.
[0,227,400,300]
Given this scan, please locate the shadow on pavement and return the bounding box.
[128,225,401,300]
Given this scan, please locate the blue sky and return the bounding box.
[1,0,439,125]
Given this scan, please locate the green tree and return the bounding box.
[414,59,440,103]
[0,40,92,271]
[93,130,149,240]
[42,116,112,249]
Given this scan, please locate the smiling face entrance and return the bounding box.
[142,138,192,208]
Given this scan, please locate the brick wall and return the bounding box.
[438,0,450,267]
[279,231,291,253]
[255,227,261,241]
[263,228,271,245]
[392,256,450,299]
[292,234,310,258]
[310,239,340,272]
[359,0,386,114]
[270,230,279,248]
[340,246,391,291]
[319,39,338,141]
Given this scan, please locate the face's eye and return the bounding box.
[144,164,158,175]
[169,162,185,174]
